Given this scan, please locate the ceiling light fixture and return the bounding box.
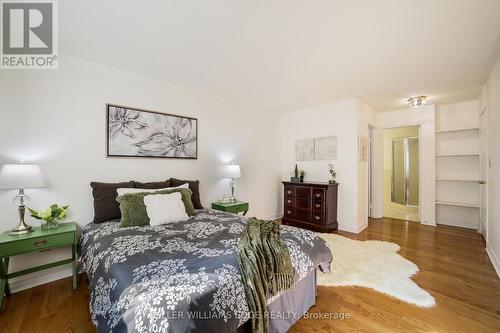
[408,96,427,108]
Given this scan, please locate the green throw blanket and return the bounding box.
[237,218,295,333]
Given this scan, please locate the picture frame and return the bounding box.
[106,104,198,159]
[358,136,368,162]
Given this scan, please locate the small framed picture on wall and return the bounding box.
[358,136,368,162]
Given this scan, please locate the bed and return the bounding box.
[79,209,332,333]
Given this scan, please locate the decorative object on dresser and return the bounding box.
[211,201,249,215]
[282,181,338,232]
[223,163,241,202]
[0,164,45,235]
[0,222,78,308]
[290,164,300,182]
[328,163,337,184]
[106,104,198,159]
[299,170,305,183]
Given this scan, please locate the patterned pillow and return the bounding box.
[117,188,195,227]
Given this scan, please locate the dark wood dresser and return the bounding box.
[282,181,338,232]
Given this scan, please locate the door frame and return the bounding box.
[479,106,488,241]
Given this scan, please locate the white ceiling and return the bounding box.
[60,0,500,112]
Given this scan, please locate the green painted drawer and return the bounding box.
[212,201,249,214]
[0,231,75,257]
[224,203,248,213]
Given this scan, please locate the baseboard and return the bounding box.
[436,220,477,230]
[421,220,437,227]
[9,266,74,293]
[486,245,500,278]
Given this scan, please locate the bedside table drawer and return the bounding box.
[0,232,75,256]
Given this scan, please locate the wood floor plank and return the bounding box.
[0,217,499,332]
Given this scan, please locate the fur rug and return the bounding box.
[316,233,435,307]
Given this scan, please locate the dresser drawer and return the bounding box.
[0,232,75,257]
[311,213,325,224]
[284,186,295,198]
[284,207,294,218]
[284,197,294,207]
[312,188,325,201]
[312,200,325,212]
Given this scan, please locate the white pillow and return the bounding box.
[143,192,189,225]
[116,183,189,196]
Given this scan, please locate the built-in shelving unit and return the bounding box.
[435,201,479,208]
[435,127,479,134]
[436,177,480,182]
[435,101,480,229]
[436,154,479,157]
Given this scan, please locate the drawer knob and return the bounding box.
[315,193,321,198]
[315,204,321,208]
[315,216,320,220]
[34,240,47,247]
[287,210,292,214]
[287,200,291,204]
[287,190,292,194]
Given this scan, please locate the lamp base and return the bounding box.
[10,191,34,235]
[10,223,33,235]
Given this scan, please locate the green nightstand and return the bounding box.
[212,201,249,215]
[0,222,78,309]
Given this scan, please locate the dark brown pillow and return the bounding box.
[169,178,203,209]
[134,179,171,189]
[91,181,135,223]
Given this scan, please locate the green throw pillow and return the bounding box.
[117,188,195,227]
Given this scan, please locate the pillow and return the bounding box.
[134,179,171,189]
[144,192,189,225]
[117,188,195,227]
[91,181,135,223]
[169,178,203,209]
[116,183,189,196]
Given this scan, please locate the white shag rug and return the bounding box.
[316,233,435,307]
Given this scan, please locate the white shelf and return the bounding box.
[436,154,479,157]
[436,178,480,182]
[435,127,479,134]
[436,201,479,208]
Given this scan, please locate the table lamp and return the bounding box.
[224,164,241,203]
[0,164,45,235]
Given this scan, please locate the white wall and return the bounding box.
[482,56,500,277]
[357,102,379,227]
[280,99,367,233]
[0,54,282,291]
[377,105,436,226]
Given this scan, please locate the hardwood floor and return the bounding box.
[289,218,500,333]
[1,217,499,332]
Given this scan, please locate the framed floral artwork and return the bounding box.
[106,104,198,159]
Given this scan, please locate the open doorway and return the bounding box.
[383,126,420,222]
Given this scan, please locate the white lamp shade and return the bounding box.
[0,164,45,189]
[224,164,241,179]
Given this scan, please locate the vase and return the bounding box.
[41,219,59,230]
[299,176,304,183]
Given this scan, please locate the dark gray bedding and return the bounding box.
[79,209,332,333]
